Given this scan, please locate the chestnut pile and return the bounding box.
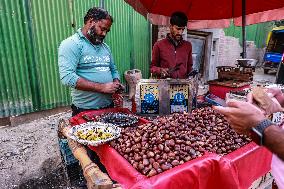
[110,107,251,177]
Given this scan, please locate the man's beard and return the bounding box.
[174,34,182,41]
[87,26,105,45]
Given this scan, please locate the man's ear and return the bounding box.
[169,24,173,31]
[86,19,93,26]
[87,18,97,25]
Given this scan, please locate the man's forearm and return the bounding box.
[264,125,284,161]
[75,77,103,93]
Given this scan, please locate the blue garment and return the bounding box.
[58,29,120,109]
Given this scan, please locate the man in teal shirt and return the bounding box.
[58,7,122,188]
[58,7,122,115]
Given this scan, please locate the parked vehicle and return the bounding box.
[263,26,284,74]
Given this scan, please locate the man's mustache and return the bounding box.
[97,36,105,40]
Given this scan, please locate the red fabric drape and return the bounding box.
[70,108,272,189]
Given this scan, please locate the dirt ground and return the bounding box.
[0,68,277,189]
[0,111,72,189]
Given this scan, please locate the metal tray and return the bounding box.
[69,122,121,146]
[99,112,139,127]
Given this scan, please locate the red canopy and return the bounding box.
[125,0,284,29]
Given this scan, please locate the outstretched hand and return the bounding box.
[247,88,284,115]
[213,100,266,135]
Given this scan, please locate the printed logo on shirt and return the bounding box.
[81,55,111,72]
[83,55,110,63]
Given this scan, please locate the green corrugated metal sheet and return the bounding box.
[105,0,150,82]
[105,0,132,84]
[0,0,150,118]
[72,0,100,29]
[132,9,151,79]
[224,22,275,48]
[0,0,33,117]
[30,0,73,110]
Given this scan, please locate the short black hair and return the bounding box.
[170,11,188,27]
[84,7,113,24]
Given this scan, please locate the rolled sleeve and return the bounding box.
[110,55,120,80]
[105,45,120,80]
[187,43,193,74]
[58,39,81,88]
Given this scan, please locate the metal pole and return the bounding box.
[242,0,246,58]
[100,0,105,8]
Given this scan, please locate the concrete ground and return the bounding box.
[0,68,277,189]
[253,67,276,84]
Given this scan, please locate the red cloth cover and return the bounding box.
[219,143,272,189]
[70,108,272,189]
[209,84,250,99]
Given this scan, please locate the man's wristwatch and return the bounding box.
[251,119,274,146]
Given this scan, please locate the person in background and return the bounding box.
[58,7,123,189]
[214,88,284,188]
[150,11,193,79]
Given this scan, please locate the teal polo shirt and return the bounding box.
[58,29,120,109]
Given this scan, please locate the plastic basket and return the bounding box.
[58,138,83,187]
[63,161,84,187]
[58,138,78,165]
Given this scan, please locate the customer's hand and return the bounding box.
[267,88,284,107]
[267,87,282,97]
[213,100,266,135]
[101,82,120,94]
[265,96,284,115]
[247,88,284,115]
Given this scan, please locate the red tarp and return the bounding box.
[70,108,272,189]
[124,0,284,29]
